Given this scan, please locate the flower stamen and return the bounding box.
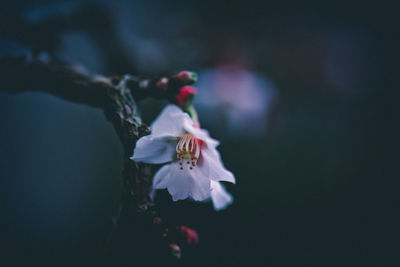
[176,133,200,170]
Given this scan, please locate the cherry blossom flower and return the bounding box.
[130,104,235,210]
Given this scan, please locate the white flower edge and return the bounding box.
[210,180,233,211]
[131,104,235,210]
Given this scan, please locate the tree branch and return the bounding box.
[0,54,198,265]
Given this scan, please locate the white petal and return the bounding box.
[166,161,211,201]
[152,164,172,189]
[183,120,219,148]
[151,104,191,137]
[130,135,177,164]
[149,188,156,201]
[210,180,233,211]
[150,164,172,201]
[201,145,236,184]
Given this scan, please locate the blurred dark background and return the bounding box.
[0,0,397,266]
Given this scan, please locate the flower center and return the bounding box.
[176,133,200,170]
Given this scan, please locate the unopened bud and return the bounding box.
[176,85,197,108]
[156,77,169,91]
[175,71,198,84]
[169,243,181,259]
[180,226,199,244]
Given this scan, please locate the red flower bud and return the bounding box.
[180,226,199,244]
[176,86,197,108]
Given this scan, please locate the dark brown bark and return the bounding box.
[0,54,197,266]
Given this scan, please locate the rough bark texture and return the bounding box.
[0,54,197,265]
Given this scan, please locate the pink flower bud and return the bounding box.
[156,77,169,91]
[169,243,181,259]
[174,71,198,83]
